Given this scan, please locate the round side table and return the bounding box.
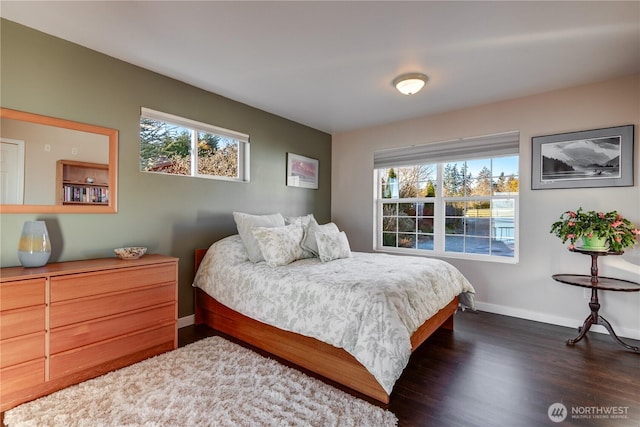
[552,248,640,353]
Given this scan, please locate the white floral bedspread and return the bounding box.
[193,234,475,394]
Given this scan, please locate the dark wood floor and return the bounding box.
[180,310,640,427]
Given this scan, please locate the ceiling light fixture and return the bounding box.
[392,73,429,95]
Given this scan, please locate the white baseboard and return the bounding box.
[475,301,640,341]
[178,315,195,329]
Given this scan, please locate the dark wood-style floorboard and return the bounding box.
[179,310,640,427]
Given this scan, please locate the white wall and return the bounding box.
[332,74,640,340]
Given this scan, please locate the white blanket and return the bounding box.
[193,234,475,394]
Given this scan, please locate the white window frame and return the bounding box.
[373,132,519,264]
[140,107,250,182]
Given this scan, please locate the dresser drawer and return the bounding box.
[0,305,46,340]
[51,302,176,354]
[50,283,175,328]
[51,263,176,302]
[0,278,46,311]
[0,358,45,394]
[50,323,175,379]
[0,332,46,368]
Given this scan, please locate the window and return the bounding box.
[140,108,249,182]
[374,132,519,262]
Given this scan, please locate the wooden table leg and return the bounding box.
[566,313,595,345]
[567,287,640,352]
[597,315,640,353]
[567,287,599,346]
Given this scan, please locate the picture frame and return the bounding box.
[287,153,319,189]
[531,125,634,190]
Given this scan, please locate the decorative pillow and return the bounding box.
[284,214,316,259]
[284,213,316,227]
[316,231,352,263]
[233,212,285,263]
[301,219,339,256]
[252,224,304,267]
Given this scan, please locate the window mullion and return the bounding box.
[434,163,444,252]
[190,130,197,176]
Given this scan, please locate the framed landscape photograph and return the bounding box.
[287,153,318,189]
[531,125,634,190]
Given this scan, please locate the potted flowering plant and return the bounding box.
[550,208,639,252]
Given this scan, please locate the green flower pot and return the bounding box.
[581,236,608,251]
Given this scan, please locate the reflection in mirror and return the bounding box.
[0,108,118,213]
[2,118,108,205]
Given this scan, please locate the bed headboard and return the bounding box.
[195,248,208,272]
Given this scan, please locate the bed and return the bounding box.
[193,215,474,404]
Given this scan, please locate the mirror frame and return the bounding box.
[0,108,118,213]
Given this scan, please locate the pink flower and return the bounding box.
[632,228,640,235]
[568,244,575,250]
[587,233,593,238]
[566,234,576,239]
[615,237,622,242]
[611,221,623,228]
[568,211,577,218]
[568,222,576,227]
[598,212,605,219]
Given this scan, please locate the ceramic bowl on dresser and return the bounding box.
[114,247,147,259]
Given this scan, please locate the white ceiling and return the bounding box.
[2,1,639,134]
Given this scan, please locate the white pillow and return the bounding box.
[316,231,352,263]
[252,224,304,267]
[284,214,316,259]
[284,213,316,227]
[301,219,339,256]
[233,212,285,263]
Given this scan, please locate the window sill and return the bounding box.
[374,247,519,264]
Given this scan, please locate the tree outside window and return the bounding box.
[377,155,519,262]
[139,109,248,181]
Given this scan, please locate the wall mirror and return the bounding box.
[0,108,118,213]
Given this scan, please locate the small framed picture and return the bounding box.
[287,153,318,189]
[531,125,634,190]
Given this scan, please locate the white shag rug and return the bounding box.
[4,336,397,427]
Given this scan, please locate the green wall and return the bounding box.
[0,19,332,318]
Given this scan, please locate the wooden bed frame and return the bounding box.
[193,248,459,404]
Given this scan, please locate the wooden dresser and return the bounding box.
[0,255,178,412]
